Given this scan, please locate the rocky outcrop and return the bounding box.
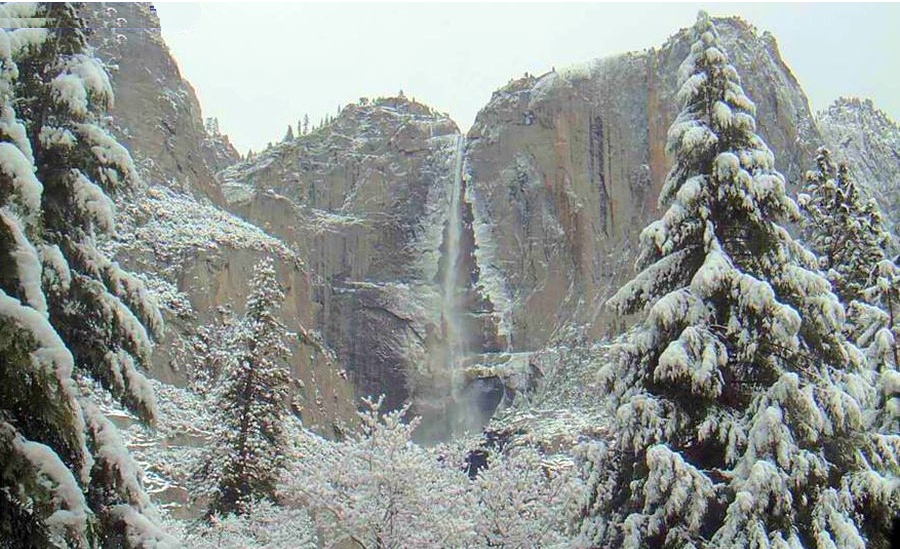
[85,3,239,202]
[465,17,822,351]
[217,97,506,411]
[818,97,900,231]
[105,185,358,432]
[84,4,357,432]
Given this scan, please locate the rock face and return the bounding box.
[203,17,838,420]
[86,3,358,432]
[105,184,358,433]
[818,97,900,231]
[465,17,821,352]
[217,97,506,413]
[85,3,239,202]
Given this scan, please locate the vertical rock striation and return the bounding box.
[465,17,821,353]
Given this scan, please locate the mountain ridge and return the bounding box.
[85,3,899,515]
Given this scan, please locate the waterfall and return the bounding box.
[416,135,476,443]
[442,135,466,380]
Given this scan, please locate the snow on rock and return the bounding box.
[466,15,821,351]
[490,336,613,453]
[109,185,297,271]
[818,97,900,233]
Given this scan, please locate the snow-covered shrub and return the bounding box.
[472,446,583,548]
[173,500,316,549]
[283,396,583,549]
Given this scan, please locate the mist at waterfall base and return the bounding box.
[413,137,505,445]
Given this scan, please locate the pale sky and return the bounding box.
[155,3,900,154]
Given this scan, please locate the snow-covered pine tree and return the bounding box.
[581,12,898,548]
[202,257,291,517]
[1,3,172,547]
[799,147,899,435]
[205,116,220,137]
[188,305,241,396]
[799,148,889,303]
[852,257,900,435]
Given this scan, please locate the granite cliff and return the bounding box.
[465,17,821,354]
[90,5,896,447]
[86,3,358,435]
[819,97,900,232]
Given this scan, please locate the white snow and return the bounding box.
[39,125,78,149]
[82,399,150,508]
[0,208,47,313]
[75,122,139,187]
[51,54,113,117]
[0,141,42,217]
[111,504,181,549]
[677,72,707,105]
[0,288,75,382]
[39,243,72,293]
[0,105,34,162]
[73,170,116,232]
[7,28,48,57]
[12,435,90,538]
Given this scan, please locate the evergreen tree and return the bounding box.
[799,147,899,436]
[1,3,171,547]
[799,148,889,303]
[202,258,291,517]
[302,114,309,135]
[205,116,220,137]
[282,124,293,142]
[580,13,898,548]
[851,258,900,435]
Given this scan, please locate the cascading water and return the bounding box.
[442,135,467,384]
[416,135,480,443]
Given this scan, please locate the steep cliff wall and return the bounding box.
[85,4,358,432]
[85,3,239,201]
[217,97,508,412]
[465,17,822,351]
[819,97,900,232]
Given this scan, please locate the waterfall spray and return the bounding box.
[416,135,476,443]
[442,135,466,381]
[417,134,503,443]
